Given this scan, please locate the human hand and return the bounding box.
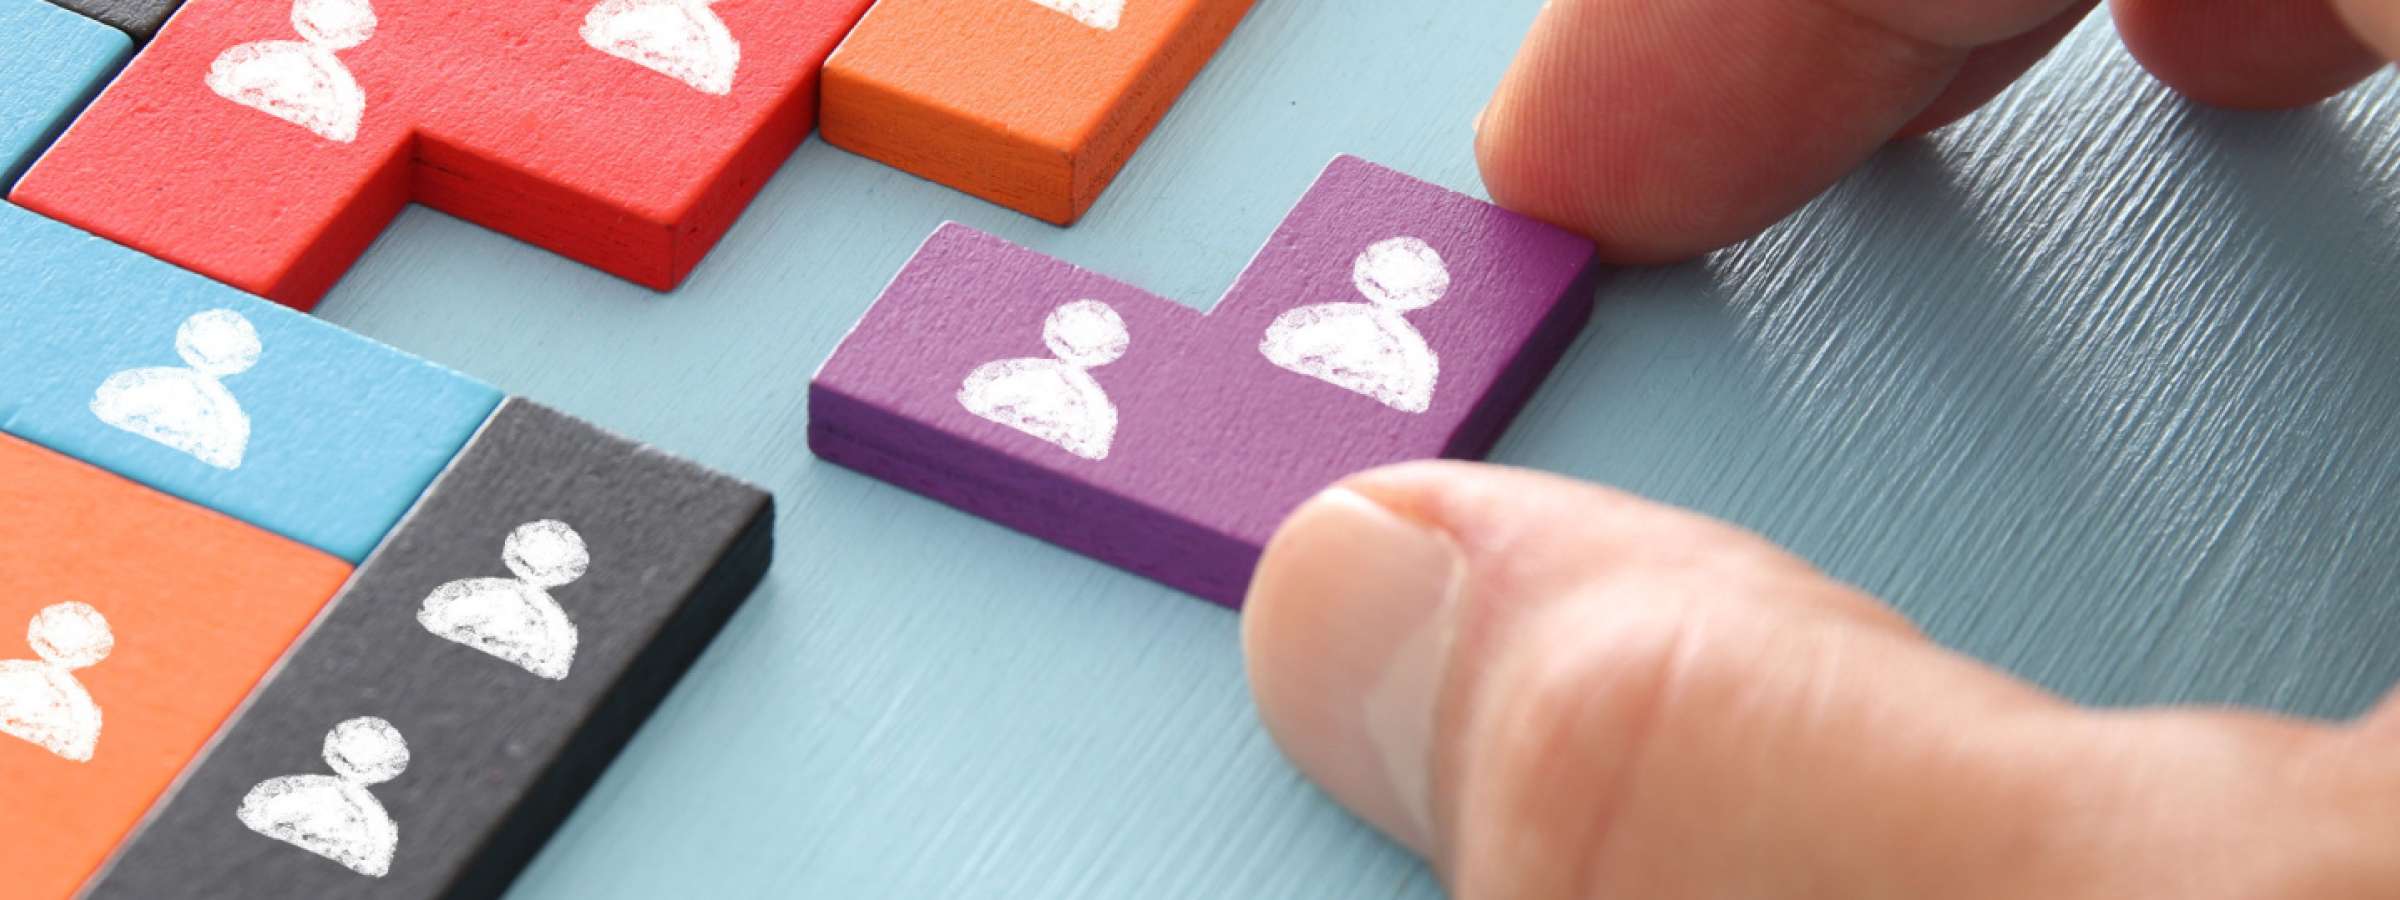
[1243,463,2399,898]
[1474,0,2400,262]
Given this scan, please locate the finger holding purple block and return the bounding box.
[809,156,1599,606]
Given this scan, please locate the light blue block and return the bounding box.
[0,0,125,184]
[0,205,502,560]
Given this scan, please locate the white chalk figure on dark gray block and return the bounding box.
[416,520,587,680]
[1025,0,1123,29]
[1261,236,1448,413]
[238,716,409,878]
[91,309,261,471]
[959,299,1127,461]
[0,602,112,763]
[205,0,376,142]
[581,0,741,95]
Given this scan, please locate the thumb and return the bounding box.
[1243,462,2398,898]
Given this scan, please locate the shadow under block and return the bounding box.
[9,0,876,309]
[0,0,128,183]
[82,398,774,900]
[0,201,501,562]
[41,0,178,40]
[0,434,354,900]
[822,0,1254,224]
[809,156,1597,605]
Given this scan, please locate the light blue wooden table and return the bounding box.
[314,2,2400,896]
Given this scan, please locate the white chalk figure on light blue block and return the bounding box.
[205,0,376,142]
[238,716,409,878]
[582,0,740,95]
[91,309,261,471]
[960,299,1128,461]
[417,520,587,680]
[1261,236,1447,414]
[0,602,111,763]
[1026,0,1123,30]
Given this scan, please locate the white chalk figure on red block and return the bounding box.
[0,602,111,763]
[959,299,1128,461]
[1261,236,1448,413]
[1026,0,1123,29]
[238,716,409,878]
[205,0,376,142]
[91,309,260,471]
[416,520,586,680]
[581,0,741,95]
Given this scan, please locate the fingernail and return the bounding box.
[1472,102,1489,136]
[1245,487,1464,855]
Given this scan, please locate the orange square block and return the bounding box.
[0,435,353,899]
[822,0,1255,224]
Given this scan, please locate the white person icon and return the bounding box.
[1260,236,1449,413]
[416,520,587,680]
[958,299,1128,461]
[238,716,409,877]
[90,309,260,470]
[581,0,741,95]
[0,602,112,763]
[206,0,377,142]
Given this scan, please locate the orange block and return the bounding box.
[0,435,352,899]
[822,0,1255,224]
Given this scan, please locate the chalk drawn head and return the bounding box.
[502,520,590,589]
[1028,0,1122,30]
[175,309,264,379]
[1042,299,1129,369]
[324,716,409,785]
[1353,237,1448,312]
[292,0,376,50]
[29,602,113,671]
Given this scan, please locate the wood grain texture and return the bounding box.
[812,157,1595,605]
[81,399,772,899]
[822,0,1254,224]
[11,0,873,308]
[0,0,125,184]
[306,4,2398,897]
[39,0,178,39]
[0,434,351,900]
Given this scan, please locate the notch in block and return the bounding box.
[810,156,1598,605]
[821,0,1255,224]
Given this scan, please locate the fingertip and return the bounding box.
[2112,0,2384,109]
[2331,0,2400,61]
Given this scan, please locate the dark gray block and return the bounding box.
[82,398,773,900]
[42,0,178,39]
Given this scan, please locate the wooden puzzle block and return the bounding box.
[821,0,1254,224]
[0,0,128,184]
[82,398,774,899]
[810,156,1597,605]
[10,0,875,309]
[0,202,502,562]
[41,0,179,40]
[0,434,353,900]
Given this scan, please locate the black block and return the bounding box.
[43,0,178,39]
[82,399,773,899]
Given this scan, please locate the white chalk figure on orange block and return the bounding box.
[1026,0,1123,30]
[1261,236,1448,413]
[581,0,741,95]
[91,309,261,471]
[205,0,376,142]
[0,602,111,763]
[960,299,1128,461]
[416,520,586,680]
[239,716,408,877]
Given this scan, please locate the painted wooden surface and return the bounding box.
[813,157,1595,605]
[14,0,874,307]
[40,0,179,39]
[307,2,2398,897]
[84,399,772,899]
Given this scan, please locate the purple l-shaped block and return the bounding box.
[810,156,1598,606]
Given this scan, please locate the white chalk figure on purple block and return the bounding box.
[238,716,409,878]
[0,602,111,763]
[581,0,741,95]
[1261,236,1448,413]
[1026,0,1123,30]
[91,309,261,470]
[959,299,1128,461]
[416,520,586,680]
[205,0,376,142]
